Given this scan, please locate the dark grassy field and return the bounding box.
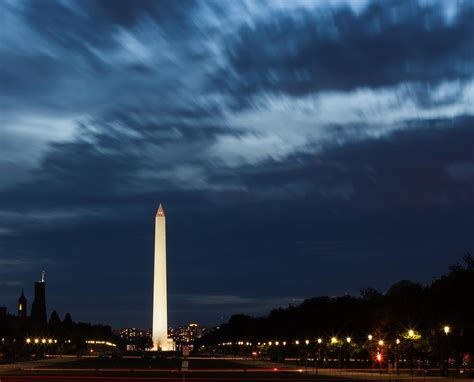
[0,356,341,381]
[53,356,247,369]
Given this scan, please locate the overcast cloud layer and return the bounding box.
[1,0,473,328]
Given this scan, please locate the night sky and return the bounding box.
[1,0,473,329]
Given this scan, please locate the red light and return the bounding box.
[376,354,382,362]
[273,368,278,372]
[252,352,257,356]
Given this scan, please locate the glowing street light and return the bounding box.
[368,334,373,341]
[317,338,322,344]
[396,339,400,344]
[26,338,31,344]
[41,338,46,344]
[444,326,450,335]
[295,340,300,345]
[408,330,414,337]
[305,340,310,345]
[331,337,337,344]
[346,337,351,343]
[378,340,384,346]
[34,338,39,344]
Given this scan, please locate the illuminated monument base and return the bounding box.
[151,204,174,351]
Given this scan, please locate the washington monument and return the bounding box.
[152,203,173,350]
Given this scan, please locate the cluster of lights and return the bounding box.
[26,338,58,344]
[216,327,451,349]
[86,340,117,347]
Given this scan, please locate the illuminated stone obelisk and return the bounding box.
[152,203,171,350]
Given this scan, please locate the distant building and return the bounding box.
[120,327,152,351]
[31,270,47,326]
[18,290,27,319]
[120,327,152,340]
[169,323,208,349]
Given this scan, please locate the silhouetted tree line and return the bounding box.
[0,310,119,362]
[198,255,474,372]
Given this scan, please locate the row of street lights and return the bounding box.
[217,326,451,347]
[25,338,72,344]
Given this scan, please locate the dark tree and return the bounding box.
[63,313,73,328]
[49,310,61,325]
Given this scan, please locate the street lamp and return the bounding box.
[443,326,451,376]
[395,339,400,374]
[317,338,322,344]
[331,337,337,344]
[368,334,373,341]
[407,330,417,375]
[378,340,384,346]
[346,337,351,343]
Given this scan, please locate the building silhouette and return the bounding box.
[18,289,27,319]
[30,270,47,326]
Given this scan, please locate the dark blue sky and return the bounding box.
[0,0,473,329]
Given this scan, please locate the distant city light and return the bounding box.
[295,340,299,345]
[317,338,322,344]
[408,329,414,337]
[346,337,351,343]
[378,340,384,346]
[305,340,309,345]
[444,326,450,334]
[396,338,400,344]
[331,337,337,344]
[368,334,373,340]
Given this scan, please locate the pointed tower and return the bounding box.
[31,270,47,326]
[18,290,27,319]
[152,204,172,350]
